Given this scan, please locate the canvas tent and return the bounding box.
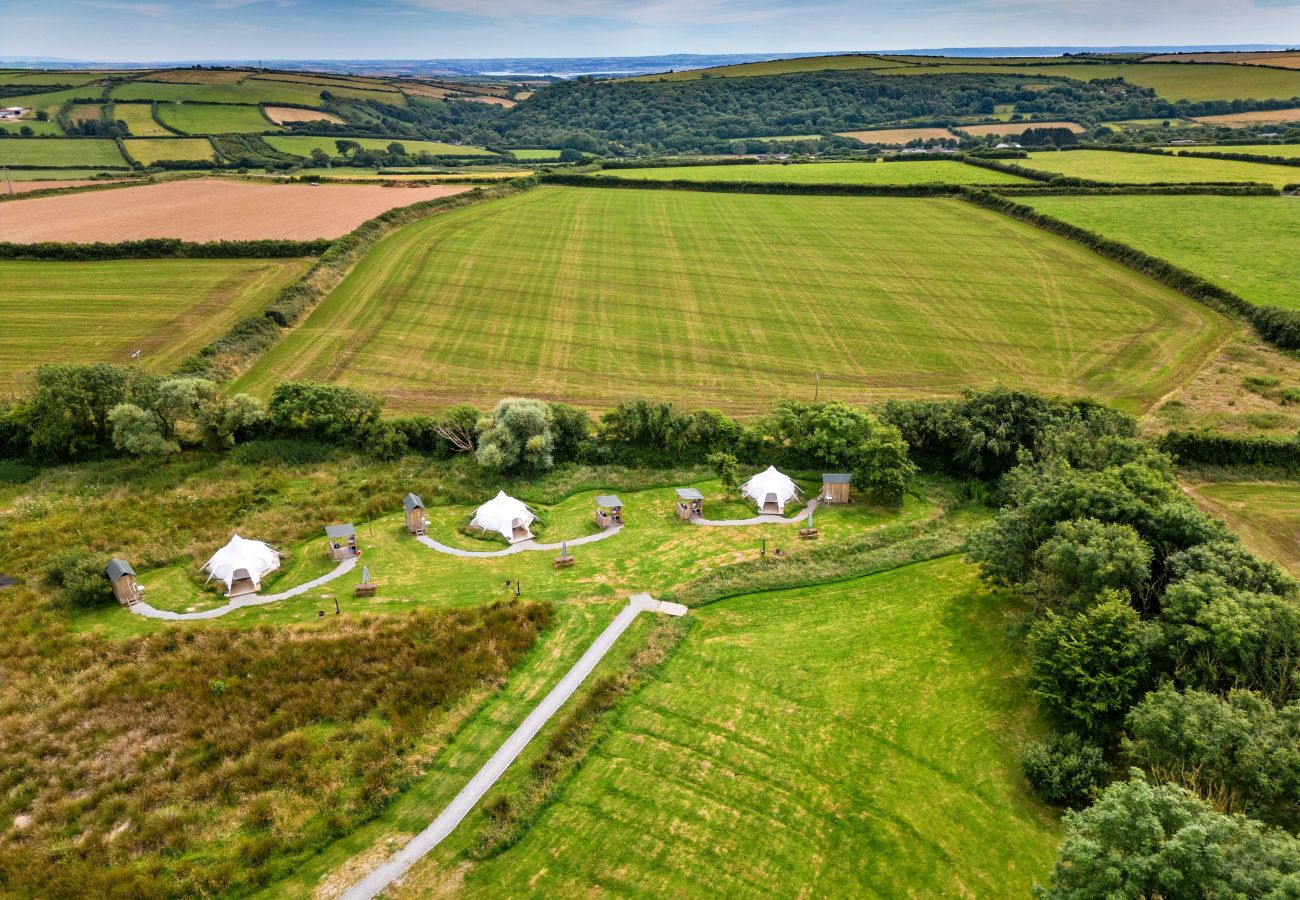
[470,491,536,543]
[741,466,801,515]
[202,535,282,597]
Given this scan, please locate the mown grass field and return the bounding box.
[263,135,495,157]
[0,138,128,167]
[0,258,309,386]
[0,167,130,181]
[508,148,566,159]
[113,102,171,136]
[154,102,279,134]
[1021,195,1300,310]
[597,160,1030,185]
[1179,144,1300,159]
[0,118,63,135]
[1195,107,1300,126]
[1184,479,1300,575]
[1018,149,1300,187]
[110,76,398,106]
[2,86,105,117]
[236,186,1227,416]
[122,137,215,164]
[401,557,1061,898]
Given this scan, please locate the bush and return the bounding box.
[1020,732,1108,808]
[42,551,114,608]
[229,438,334,466]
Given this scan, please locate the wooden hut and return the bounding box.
[324,523,360,561]
[675,487,704,521]
[403,493,427,535]
[595,495,624,529]
[105,558,142,606]
[822,473,851,504]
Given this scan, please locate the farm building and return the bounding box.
[324,523,359,560]
[675,487,704,520]
[0,107,25,120]
[821,474,851,504]
[471,491,535,543]
[202,535,282,598]
[595,495,624,528]
[104,558,142,606]
[742,466,801,514]
[403,493,427,535]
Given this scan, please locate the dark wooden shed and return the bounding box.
[403,492,427,535]
[105,558,142,606]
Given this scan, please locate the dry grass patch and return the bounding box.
[1183,479,1300,575]
[1194,107,1300,126]
[959,120,1085,137]
[836,126,957,144]
[264,106,345,125]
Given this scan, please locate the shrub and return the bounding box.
[229,438,334,466]
[42,550,114,608]
[1020,732,1108,808]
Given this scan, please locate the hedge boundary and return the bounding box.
[0,237,330,261]
[539,172,965,196]
[180,174,542,379]
[958,188,1300,349]
[1158,430,1300,473]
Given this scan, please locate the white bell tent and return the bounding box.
[741,466,801,515]
[202,535,282,597]
[471,491,536,543]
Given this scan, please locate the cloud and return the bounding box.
[86,0,170,13]
[210,0,294,9]
[393,0,817,26]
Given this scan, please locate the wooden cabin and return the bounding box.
[595,495,624,529]
[324,523,360,561]
[403,492,427,535]
[105,558,142,606]
[675,487,704,521]
[822,473,851,504]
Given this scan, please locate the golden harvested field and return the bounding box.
[0,178,472,242]
[263,106,345,125]
[464,95,515,107]
[1145,51,1300,69]
[959,120,1086,137]
[838,127,957,144]
[1194,107,1300,126]
[67,103,104,123]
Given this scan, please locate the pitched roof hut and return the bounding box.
[324,523,359,560]
[822,473,851,504]
[403,493,427,535]
[202,535,282,598]
[595,495,623,528]
[104,558,141,606]
[742,466,801,515]
[471,491,535,544]
[675,487,704,520]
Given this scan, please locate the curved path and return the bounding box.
[340,593,687,900]
[415,524,623,558]
[128,557,358,620]
[691,497,819,527]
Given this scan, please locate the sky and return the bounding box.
[3,0,1299,62]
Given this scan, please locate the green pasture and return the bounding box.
[2,86,106,117]
[1017,149,1300,187]
[0,70,116,87]
[123,137,215,164]
[0,138,128,167]
[507,148,570,159]
[114,475,936,626]
[635,54,913,80]
[263,135,496,157]
[154,102,278,134]
[430,557,1061,897]
[113,102,171,136]
[0,118,63,135]
[110,77,397,107]
[235,186,1227,416]
[67,103,104,123]
[0,258,309,388]
[1021,195,1300,310]
[1178,144,1300,159]
[0,168,129,181]
[1185,479,1300,576]
[596,159,1031,185]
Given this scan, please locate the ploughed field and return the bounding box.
[595,159,1031,185]
[236,186,1228,415]
[1016,149,1300,187]
[1021,195,1300,310]
[0,258,309,385]
[0,178,472,242]
[410,558,1062,898]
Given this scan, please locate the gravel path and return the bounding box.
[691,498,819,527]
[339,593,686,900]
[415,524,622,558]
[128,557,358,620]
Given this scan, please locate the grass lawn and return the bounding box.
[597,159,1030,185]
[1020,195,1300,310]
[113,102,171,136]
[154,102,279,134]
[236,186,1227,416]
[395,557,1061,897]
[264,135,496,157]
[0,138,129,168]
[0,258,309,387]
[1017,149,1300,187]
[0,167,131,181]
[1183,479,1300,576]
[123,137,215,164]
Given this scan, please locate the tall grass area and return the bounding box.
[407,557,1061,897]
[1020,195,1300,311]
[236,186,1227,415]
[0,595,552,898]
